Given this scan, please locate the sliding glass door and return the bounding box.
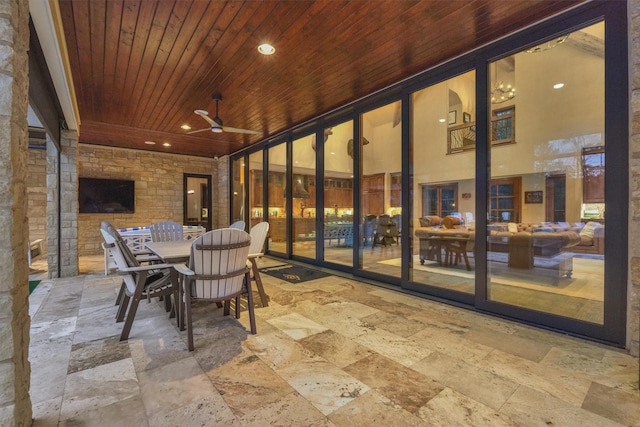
[487,22,606,324]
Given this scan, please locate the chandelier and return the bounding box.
[491,81,515,104]
[491,62,515,104]
[525,35,569,54]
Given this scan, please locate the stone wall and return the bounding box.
[0,0,32,424]
[78,144,217,255]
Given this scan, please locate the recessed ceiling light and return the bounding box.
[553,83,565,89]
[144,141,156,145]
[258,43,275,55]
[162,142,171,147]
[439,118,446,123]
[181,124,191,130]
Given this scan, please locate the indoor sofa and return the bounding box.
[414,217,600,280]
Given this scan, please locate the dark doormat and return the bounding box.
[259,265,331,284]
[29,280,41,294]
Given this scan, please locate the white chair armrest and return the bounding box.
[247,252,264,259]
[116,263,176,274]
[174,263,195,276]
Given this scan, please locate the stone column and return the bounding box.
[46,135,59,278]
[216,156,230,229]
[630,1,640,390]
[59,130,79,277]
[0,0,32,425]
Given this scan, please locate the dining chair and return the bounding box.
[174,228,255,351]
[362,215,377,246]
[100,221,178,341]
[150,221,184,242]
[230,220,246,230]
[247,221,270,307]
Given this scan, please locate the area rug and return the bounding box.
[29,280,41,294]
[259,265,331,284]
[379,255,604,301]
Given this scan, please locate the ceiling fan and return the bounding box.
[188,93,260,135]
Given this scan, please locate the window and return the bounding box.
[489,177,521,222]
[582,146,605,203]
[422,183,458,217]
[491,106,515,144]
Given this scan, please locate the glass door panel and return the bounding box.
[292,134,316,258]
[248,151,264,235]
[268,143,287,255]
[487,22,605,324]
[410,70,476,294]
[323,121,353,266]
[184,174,212,230]
[360,101,402,277]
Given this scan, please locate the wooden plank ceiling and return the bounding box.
[59,0,583,158]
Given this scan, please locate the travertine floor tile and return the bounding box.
[59,358,140,420]
[344,353,444,413]
[277,357,371,415]
[208,352,295,417]
[501,384,624,427]
[328,389,424,426]
[299,329,374,368]
[581,382,640,426]
[411,351,519,411]
[416,387,516,426]
[238,391,334,427]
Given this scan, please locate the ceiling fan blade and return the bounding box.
[186,127,212,134]
[222,126,261,135]
[194,109,215,125]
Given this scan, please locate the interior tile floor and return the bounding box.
[29,255,639,426]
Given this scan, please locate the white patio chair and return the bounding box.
[230,220,246,230]
[247,221,270,307]
[174,228,255,351]
[100,221,178,341]
[150,221,184,242]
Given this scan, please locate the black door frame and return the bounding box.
[183,173,212,230]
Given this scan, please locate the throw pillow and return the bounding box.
[507,222,518,233]
[579,221,600,238]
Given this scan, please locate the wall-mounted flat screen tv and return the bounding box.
[79,177,135,213]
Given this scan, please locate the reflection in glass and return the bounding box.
[360,101,402,277]
[268,143,287,254]
[292,134,316,258]
[487,22,605,324]
[323,121,353,266]
[410,70,476,294]
[248,151,264,242]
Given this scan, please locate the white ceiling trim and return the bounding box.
[29,0,79,131]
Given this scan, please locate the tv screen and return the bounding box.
[79,177,135,213]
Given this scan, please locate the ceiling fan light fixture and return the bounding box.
[211,127,223,133]
[258,43,275,55]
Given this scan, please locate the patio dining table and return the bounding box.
[145,240,192,263]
